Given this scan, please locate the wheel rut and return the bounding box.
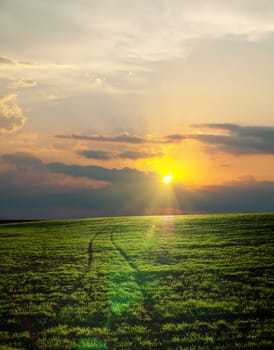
[109,228,158,337]
[87,230,102,267]
[109,229,139,272]
[54,226,108,323]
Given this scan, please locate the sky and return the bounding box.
[1,0,274,218]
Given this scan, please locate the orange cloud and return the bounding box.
[8,78,37,89]
[0,94,27,134]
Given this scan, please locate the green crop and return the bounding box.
[0,214,273,349]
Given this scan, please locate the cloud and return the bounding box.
[78,149,164,160]
[190,124,274,155]
[57,124,274,155]
[57,132,148,144]
[0,153,157,218]
[1,152,110,192]
[1,1,274,108]
[2,0,274,70]
[2,153,274,218]
[0,55,68,72]
[165,134,186,142]
[1,152,274,219]
[191,177,274,213]
[8,78,37,89]
[2,152,44,170]
[0,56,34,68]
[0,94,26,134]
[47,161,151,184]
[0,56,16,65]
[79,150,112,160]
[57,132,179,146]
[117,151,164,159]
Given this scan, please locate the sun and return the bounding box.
[162,173,173,184]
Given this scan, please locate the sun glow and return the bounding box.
[162,173,173,184]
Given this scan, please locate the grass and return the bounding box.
[0,213,273,349]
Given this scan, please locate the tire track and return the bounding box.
[100,226,171,344]
[87,230,103,267]
[110,229,140,272]
[109,228,146,319]
[54,226,108,322]
[14,226,108,349]
[109,229,150,302]
[109,228,161,339]
[109,228,144,298]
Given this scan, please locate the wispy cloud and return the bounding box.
[165,134,186,142]
[57,124,274,155]
[190,124,274,155]
[56,132,178,145]
[0,56,16,65]
[0,94,26,134]
[2,1,274,67]
[8,78,37,89]
[79,149,164,160]
[117,150,164,159]
[0,55,72,72]
[79,150,112,161]
[0,56,34,67]
[57,132,149,144]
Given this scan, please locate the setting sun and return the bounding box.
[162,173,173,184]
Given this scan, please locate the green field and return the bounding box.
[0,214,273,349]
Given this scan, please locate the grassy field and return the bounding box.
[0,214,273,349]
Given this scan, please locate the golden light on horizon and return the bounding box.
[162,173,173,184]
[141,144,207,187]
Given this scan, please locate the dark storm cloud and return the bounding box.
[79,149,164,160]
[0,153,157,218]
[191,124,274,155]
[2,152,45,169]
[190,177,274,213]
[47,162,150,184]
[1,152,274,219]
[165,176,274,214]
